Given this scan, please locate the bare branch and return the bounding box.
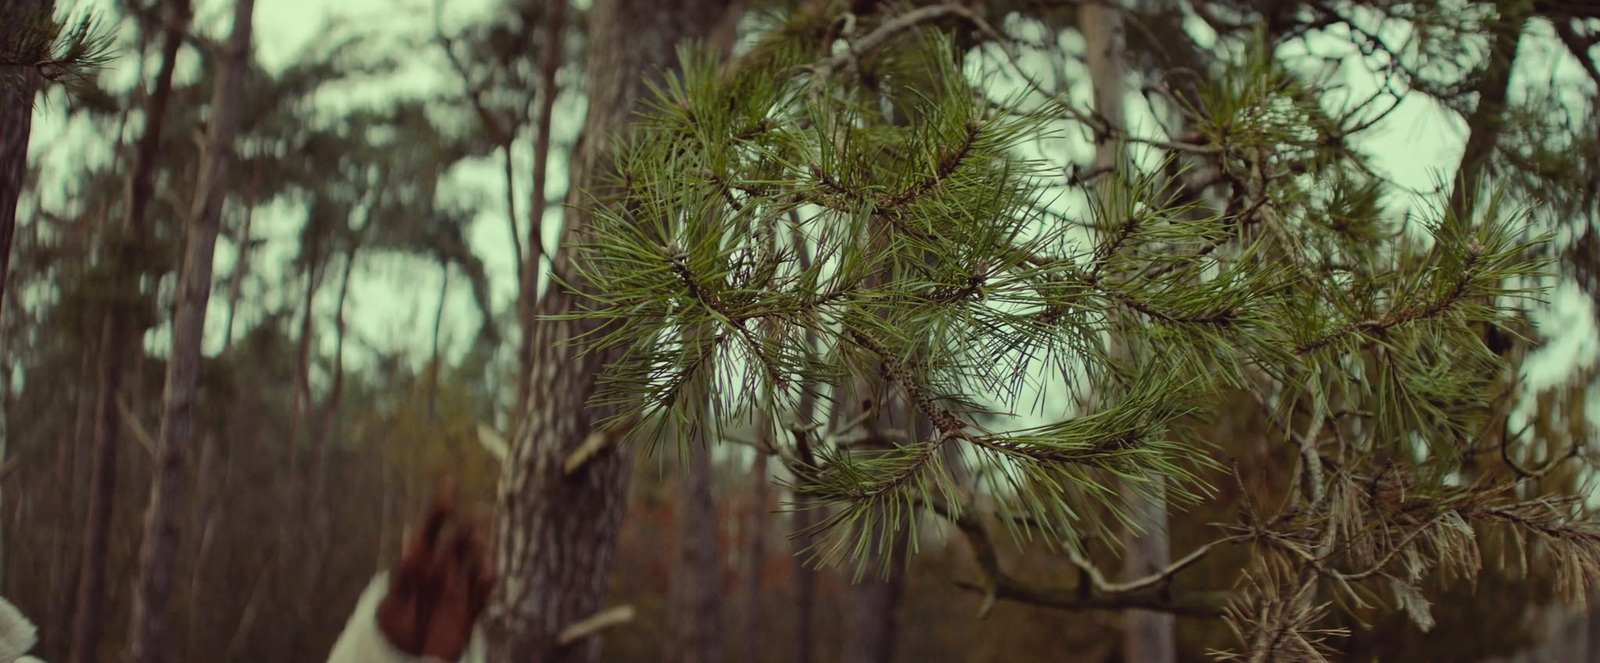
[923,498,1233,617]
[556,605,636,646]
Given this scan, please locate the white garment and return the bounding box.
[327,572,486,663]
[0,595,41,663]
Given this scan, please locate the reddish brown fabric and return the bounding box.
[375,488,496,662]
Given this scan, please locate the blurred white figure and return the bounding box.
[0,596,42,663]
[327,572,487,663]
[327,481,492,663]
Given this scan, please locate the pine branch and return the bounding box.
[1293,243,1484,356]
[924,498,1232,617]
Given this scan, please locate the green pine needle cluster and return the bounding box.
[558,14,1570,640]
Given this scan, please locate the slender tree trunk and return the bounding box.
[838,371,914,663]
[297,239,356,639]
[185,431,225,662]
[47,346,95,660]
[220,173,257,354]
[789,222,821,663]
[744,450,769,663]
[70,3,192,660]
[1079,3,1175,661]
[837,482,909,663]
[515,0,566,411]
[791,497,818,663]
[839,229,916,663]
[74,314,125,663]
[668,396,722,663]
[1445,5,1527,223]
[429,261,450,423]
[124,1,252,660]
[490,2,737,661]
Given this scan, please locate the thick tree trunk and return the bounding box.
[489,2,736,661]
[123,1,252,661]
[0,0,46,324]
[0,0,47,587]
[69,3,191,661]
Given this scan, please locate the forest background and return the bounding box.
[3,0,1599,662]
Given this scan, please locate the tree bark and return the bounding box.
[0,0,47,589]
[1445,4,1528,223]
[429,261,450,424]
[0,0,46,324]
[1080,2,1175,661]
[69,2,192,661]
[220,168,257,354]
[789,227,821,663]
[490,1,737,661]
[743,450,769,663]
[838,382,913,663]
[124,0,252,660]
[46,346,95,660]
[668,406,723,663]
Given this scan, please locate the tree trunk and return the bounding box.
[1445,5,1527,223]
[0,0,48,590]
[837,498,909,663]
[838,386,912,663]
[69,3,192,661]
[515,0,566,411]
[0,0,46,324]
[668,408,722,663]
[429,261,450,424]
[124,0,252,660]
[46,346,95,660]
[788,225,822,663]
[1080,2,1175,661]
[220,169,257,354]
[743,450,769,663]
[490,1,737,661]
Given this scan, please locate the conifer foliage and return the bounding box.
[563,6,1596,659]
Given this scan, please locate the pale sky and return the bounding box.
[23,0,1600,433]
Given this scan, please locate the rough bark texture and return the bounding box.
[0,0,46,324]
[69,3,191,661]
[488,2,736,662]
[123,1,252,661]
